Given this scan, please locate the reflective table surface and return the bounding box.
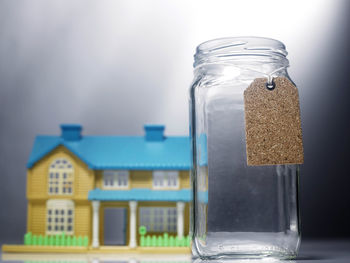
[1,239,349,263]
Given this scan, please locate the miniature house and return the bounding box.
[25,124,191,249]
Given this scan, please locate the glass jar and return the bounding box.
[189,37,301,259]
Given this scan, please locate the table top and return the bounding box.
[296,239,350,263]
[1,239,349,263]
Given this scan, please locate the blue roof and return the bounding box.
[88,188,191,202]
[27,135,191,170]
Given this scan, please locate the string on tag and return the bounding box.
[266,76,275,90]
[217,64,287,91]
[264,66,287,91]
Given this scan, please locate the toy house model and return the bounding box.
[23,124,191,250]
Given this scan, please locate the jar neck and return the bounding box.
[193,37,289,79]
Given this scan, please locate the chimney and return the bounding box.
[144,125,165,142]
[60,124,82,141]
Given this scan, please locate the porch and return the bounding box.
[88,188,191,248]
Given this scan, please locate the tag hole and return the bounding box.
[266,81,275,91]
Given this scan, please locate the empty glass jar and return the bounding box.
[189,37,301,259]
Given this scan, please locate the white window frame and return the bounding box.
[48,158,74,195]
[103,170,129,189]
[139,207,177,233]
[153,170,179,189]
[46,200,74,235]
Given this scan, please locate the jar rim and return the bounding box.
[194,37,289,68]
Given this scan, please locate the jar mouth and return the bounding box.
[194,37,289,69]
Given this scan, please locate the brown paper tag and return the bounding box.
[244,77,304,166]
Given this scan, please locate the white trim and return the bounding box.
[92,201,100,248]
[176,202,185,238]
[129,201,137,248]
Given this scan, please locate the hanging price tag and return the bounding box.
[244,77,304,166]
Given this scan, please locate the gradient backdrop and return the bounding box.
[0,0,349,243]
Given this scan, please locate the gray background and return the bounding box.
[0,0,349,243]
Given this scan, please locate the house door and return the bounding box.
[103,207,127,245]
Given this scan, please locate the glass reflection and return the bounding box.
[193,258,295,263]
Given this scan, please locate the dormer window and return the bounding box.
[103,170,129,189]
[48,158,74,195]
[153,171,179,189]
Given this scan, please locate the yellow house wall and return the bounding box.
[27,146,94,201]
[26,146,94,238]
[184,203,190,236]
[74,201,92,239]
[179,171,190,189]
[27,201,46,235]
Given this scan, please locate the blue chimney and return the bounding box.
[144,125,165,141]
[60,124,82,141]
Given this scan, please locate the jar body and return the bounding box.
[190,37,301,259]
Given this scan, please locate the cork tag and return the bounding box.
[244,77,304,166]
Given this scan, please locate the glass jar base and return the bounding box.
[193,231,299,260]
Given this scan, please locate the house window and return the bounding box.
[103,170,129,189]
[153,171,179,189]
[48,158,74,195]
[46,200,74,235]
[139,207,177,233]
